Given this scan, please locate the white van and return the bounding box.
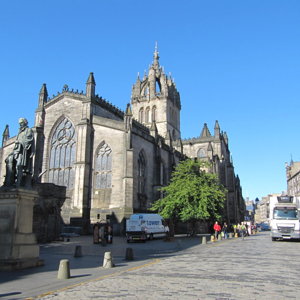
[126,214,169,242]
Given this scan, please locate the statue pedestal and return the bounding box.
[0,188,43,271]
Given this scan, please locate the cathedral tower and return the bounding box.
[131,45,181,140]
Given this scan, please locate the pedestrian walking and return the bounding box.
[222,222,228,239]
[213,221,221,241]
[241,223,246,240]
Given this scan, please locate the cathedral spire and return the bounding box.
[2,124,9,146]
[153,41,160,69]
[125,103,132,116]
[86,72,96,99]
[124,103,133,132]
[223,132,228,145]
[200,123,211,138]
[38,83,48,108]
[214,120,220,138]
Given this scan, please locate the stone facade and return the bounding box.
[286,160,300,196]
[0,47,244,231]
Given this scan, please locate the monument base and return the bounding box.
[0,257,44,271]
[0,188,43,271]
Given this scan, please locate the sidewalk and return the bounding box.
[0,234,214,299]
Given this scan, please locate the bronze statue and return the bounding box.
[4,118,34,188]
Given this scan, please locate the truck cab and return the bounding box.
[270,196,300,241]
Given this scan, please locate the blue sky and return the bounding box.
[1,1,299,200]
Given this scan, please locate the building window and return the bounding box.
[139,108,144,123]
[48,117,76,189]
[138,151,146,194]
[95,143,112,189]
[145,107,151,123]
[152,106,156,122]
[197,148,206,158]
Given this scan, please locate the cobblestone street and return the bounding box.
[34,232,300,300]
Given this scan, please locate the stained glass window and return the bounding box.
[95,143,112,189]
[48,118,76,189]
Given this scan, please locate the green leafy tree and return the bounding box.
[151,159,227,228]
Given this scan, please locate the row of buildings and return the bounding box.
[254,159,300,223]
[0,47,245,234]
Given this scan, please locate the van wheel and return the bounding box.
[272,237,276,241]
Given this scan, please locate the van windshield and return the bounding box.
[273,208,298,220]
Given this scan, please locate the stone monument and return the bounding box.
[0,118,42,270]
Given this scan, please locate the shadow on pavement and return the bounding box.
[0,234,215,284]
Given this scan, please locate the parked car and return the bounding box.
[60,226,81,238]
[257,223,270,231]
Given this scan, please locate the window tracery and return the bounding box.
[48,118,76,189]
[95,143,112,189]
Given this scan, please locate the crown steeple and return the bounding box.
[131,46,181,140]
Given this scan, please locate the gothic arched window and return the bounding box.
[138,151,146,194]
[152,106,156,122]
[95,143,112,189]
[145,107,150,123]
[139,108,144,123]
[48,117,76,189]
[197,148,206,158]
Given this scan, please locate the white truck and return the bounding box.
[126,214,169,242]
[270,195,300,241]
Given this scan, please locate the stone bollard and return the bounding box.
[74,245,82,257]
[103,251,114,268]
[57,259,70,279]
[218,234,222,241]
[176,239,182,249]
[202,236,207,244]
[229,232,233,239]
[211,235,215,242]
[235,233,238,238]
[125,247,134,261]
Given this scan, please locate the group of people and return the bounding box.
[93,222,113,245]
[213,221,229,240]
[233,222,252,237]
[213,221,253,240]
